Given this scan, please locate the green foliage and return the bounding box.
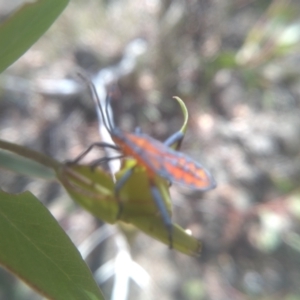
[0,0,69,73]
[0,190,104,300]
[59,161,201,256]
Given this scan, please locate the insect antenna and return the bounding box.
[104,88,115,134]
[78,73,113,136]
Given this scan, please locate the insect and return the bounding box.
[72,75,216,248]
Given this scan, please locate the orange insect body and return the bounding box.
[74,76,216,249]
[112,128,216,191]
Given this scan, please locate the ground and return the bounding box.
[1,0,300,299]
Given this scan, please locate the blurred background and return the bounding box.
[1,0,300,299]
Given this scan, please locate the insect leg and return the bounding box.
[115,168,134,195]
[114,167,135,219]
[90,155,125,171]
[134,127,142,134]
[67,142,120,165]
[150,183,173,248]
[164,131,184,150]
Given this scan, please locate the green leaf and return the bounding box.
[0,149,56,180]
[0,190,105,300]
[58,164,119,224]
[59,161,201,256]
[0,0,69,73]
[117,160,201,256]
[0,139,59,179]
